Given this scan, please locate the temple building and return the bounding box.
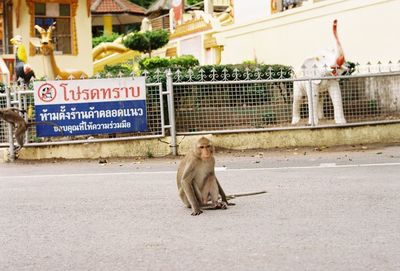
[91,0,145,36]
[0,0,93,82]
[150,0,400,68]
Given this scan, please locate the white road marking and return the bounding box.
[227,162,400,172]
[319,163,337,167]
[1,162,399,180]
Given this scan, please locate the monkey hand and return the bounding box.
[191,208,203,216]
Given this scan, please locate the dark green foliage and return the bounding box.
[261,111,277,124]
[186,0,202,6]
[172,63,293,82]
[92,33,121,48]
[342,61,356,75]
[0,82,5,93]
[122,30,169,57]
[99,64,133,77]
[139,57,171,70]
[368,99,379,114]
[170,55,199,69]
[139,55,199,71]
[143,63,293,83]
[123,32,150,53]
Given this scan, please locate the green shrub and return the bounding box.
[261,111,277,124]
[142,63,292,83]
[92,33,121,48]
[139,57,171,70]
[242,60,258,66]
[139,55,199,71]
[123,30,169,57]
[170,55,199,69]
[98,64,133,77]
[0,82,5,93]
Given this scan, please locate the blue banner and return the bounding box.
[33,77,148,137]
[35,101,147,137]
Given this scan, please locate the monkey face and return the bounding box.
[198,144,214,160]
[194,137,215,160]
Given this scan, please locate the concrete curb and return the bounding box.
[10,123,400,161]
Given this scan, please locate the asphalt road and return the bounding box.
[1,144,400,271]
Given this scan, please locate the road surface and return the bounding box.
[1,144,400,271]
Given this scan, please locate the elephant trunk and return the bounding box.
[332,19,345,68]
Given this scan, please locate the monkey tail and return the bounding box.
[28,121,65,136]
[225,190,267,200]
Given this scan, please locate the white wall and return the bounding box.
[215,0,400,69]
[179,36,203,61]
[233,0,271,25]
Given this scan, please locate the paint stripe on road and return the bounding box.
[227,162,400,172]
[1,162,399,180]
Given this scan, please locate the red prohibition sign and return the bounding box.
[37,83,57,103]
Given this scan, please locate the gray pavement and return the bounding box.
[1,144,400,271]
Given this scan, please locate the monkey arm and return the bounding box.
[214,178,235,206]
[0,108,26,125]
[181,162,202,215]
[9,108,26,114]
[216,178,228,203]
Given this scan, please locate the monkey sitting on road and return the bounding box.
[0,107,63,151]
[177,137,231,216]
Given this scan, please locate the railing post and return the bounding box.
[308,79,316,127]
[5,85,15,161]
[166,69,177,156]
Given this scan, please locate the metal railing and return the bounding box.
[0,79,174,160]
[1,64,400,159]
[170,64,400,134]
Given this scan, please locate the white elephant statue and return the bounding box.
[292,19,347,125]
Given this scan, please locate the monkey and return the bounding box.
[0,107,63,151]
[177,137,230,216]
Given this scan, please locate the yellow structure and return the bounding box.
[33,23,88,80]
[153,2,233,65]
[90,0,145,37]
[1,0,93,79]
[93,45,140,74]
[91,35,141,74]
[103,15,113,36]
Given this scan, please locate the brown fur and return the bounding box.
[176,137,229,216]
[0,107,63,151]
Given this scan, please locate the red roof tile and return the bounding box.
[91,0,146,14]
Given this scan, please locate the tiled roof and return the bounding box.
[91,0,146,14]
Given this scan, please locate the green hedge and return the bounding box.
[98,64,134,77]
[144,63,293,83]
[139,55,199,70]
[97,55,293,82]
[92,33,121,48]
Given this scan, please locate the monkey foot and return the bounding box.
[214,202,228,210]
[191,209,203,216]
